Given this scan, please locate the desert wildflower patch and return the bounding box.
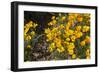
[24,11,90,61]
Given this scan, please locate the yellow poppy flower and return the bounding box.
[24,33,27,38]
[82,26,90,32]
[77,15,83,22]
[68,30,74,35]
[65,29,74,37]
[24,28,29,34]
[33,23,38,28]
[75,31,83,39]
[48,22,53,26]
[59,24,64,29]
[45,28,51,33]
[50,43,55,49]
[66,38,70,42]
[46,33,52,41]
[75,26,81,31]
[52,28,58,33]
[67,43,75,50]
[68,15,75,20]
[74,13,79,18]
[55,38,62,48]
[49,43,55,52]
[31,31,35,36]
[49,47,53,52]
[64,41,69,46]
[71,36,76,42]
[72,54,76,59]
[57,46,65,53]
[68,49,74,55]
[80,41,85,46]
[86,49,90,56]
[51,16,56,20]
[61,16,66,21]
[52,20,57,24]
[25,35,31,41]
[85,36,90,43]
[65,25,70,31]
[27,45,31,49]
[86,56,90,59]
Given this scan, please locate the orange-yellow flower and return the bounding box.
[75,26,81,31]
[68,14,75,20]
[52,20,57,24]
[46,33,52,41]
[59,24,64,29]
[49,43,55,52]
[57,46,65,53]
[68,49,74,55]
[86,56,90,59]
[77,15,83,22]
[54,38,62,47]
[65,29,74,37]
[72,54,76,59]
[24,28,29,34]
[75,31,83,39]
[27,45,31,49]
[82,26,90,32]
[25,35,31,41]
[45,28,51,33]
[31,31,35,36]
[66,38,70,42]
[71,36,76,42]
[67,43,75,50]
[86,49,90,56]
[85,36,90,43]
[80,41,85,46]
[51,16,56,20]
[61,16,66,21]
